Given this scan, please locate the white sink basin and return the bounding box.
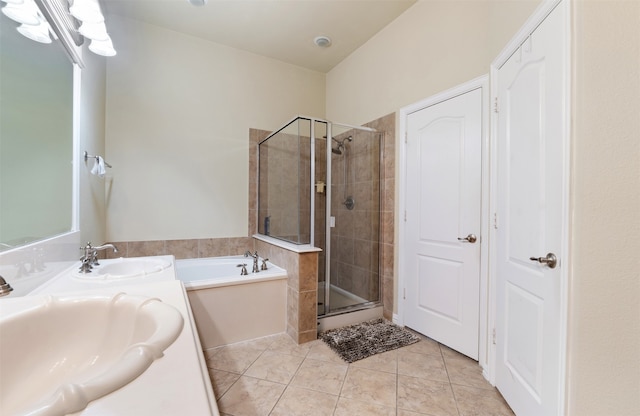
[0,292,184,416]
[74,257,172,280]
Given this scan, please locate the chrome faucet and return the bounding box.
[91,243,119,266]
[0,275,13,297]
[244,250,260,273]
[79,242,119,273]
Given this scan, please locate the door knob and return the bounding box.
[457,234,477,243]
[529,253,558,269]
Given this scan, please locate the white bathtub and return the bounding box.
[175,256,288,349]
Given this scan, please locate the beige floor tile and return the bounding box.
[440,344,471,360]
[350,349,398,373]
[267,333,312,357]
[206,332,516,416]
[290,358,348,395]
[206,341,267,373]
[452,384,515,416]
[334,397,397,416]
[306,341,348,364]
[398,349,449,382]
[245,351,304,384]
[397,375,458,416]
[270,386,338,416]
[401,337,442,356]
[444,356,493,390]
[340,367,397,407]
[208,368,241,397]
[216,375,285,416]
[397,409,429,416]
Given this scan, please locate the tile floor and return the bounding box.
[204,330,514,416]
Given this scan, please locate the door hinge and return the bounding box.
[405,131,408,144]
[493,212,498,229]
[492,328,497,345]
[404,210,407,222]
[493,97,499,114]
[403,287,406,300]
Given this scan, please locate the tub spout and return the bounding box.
[244,251,260,273]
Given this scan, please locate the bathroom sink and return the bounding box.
[0,292,184,416]
[74,257,172,280]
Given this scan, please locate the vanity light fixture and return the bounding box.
[78,20,108,41]
[2,0,115,56]
[88,36,115,56]
[2,0,56,43]
[17,15,53,43]
[69,0,116,56]
[1,0,41,26]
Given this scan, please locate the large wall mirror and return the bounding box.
[0,13,74,252]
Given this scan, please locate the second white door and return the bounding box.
[404,88,482,359]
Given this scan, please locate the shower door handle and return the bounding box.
[457,234,477,243]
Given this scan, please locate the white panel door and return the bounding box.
[405,88,482,359]
[494,4,566,416]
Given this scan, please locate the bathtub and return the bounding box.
[175,256,288,349]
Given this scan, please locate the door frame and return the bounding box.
[397,75,491,372]
[488,0,570,410]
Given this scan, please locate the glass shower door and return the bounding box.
[323,125,382,315]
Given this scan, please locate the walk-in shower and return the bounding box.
[258,116,382,317]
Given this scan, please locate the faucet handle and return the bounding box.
[261,258,269,271]
[237,263,248,276]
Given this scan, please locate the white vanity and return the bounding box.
[0,256,219,416]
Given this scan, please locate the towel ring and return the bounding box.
[83,151,112,168]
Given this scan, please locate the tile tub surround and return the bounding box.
[104,237,256,259]
[255,239,318,344]
[205,331,514,416]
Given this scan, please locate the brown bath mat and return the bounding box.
[319,318,419,363]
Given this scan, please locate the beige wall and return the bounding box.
[325,0,539,125]
[79,46,107,246]
[104,16,325,242]
[568,1,640,415]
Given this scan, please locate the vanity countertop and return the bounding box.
[2,258,219,416]
[28,255,178,295]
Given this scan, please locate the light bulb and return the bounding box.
[89,36,116,57]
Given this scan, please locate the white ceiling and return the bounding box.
[103,0,417,73]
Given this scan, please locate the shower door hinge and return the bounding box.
[492,328,497,345]
[403,287,406,300]
[404,210,407,222]
[493,97,499,114]
[405,131,408,144]
[493,212,498,229]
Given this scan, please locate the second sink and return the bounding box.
[74,257,172,280]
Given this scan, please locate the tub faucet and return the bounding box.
[244,251,260,273]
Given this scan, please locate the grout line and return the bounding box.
[440,343,462,416]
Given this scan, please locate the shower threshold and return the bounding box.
[317,284,383,332]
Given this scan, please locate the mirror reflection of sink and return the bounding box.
[74,257,172,280]
[0,292,184,416]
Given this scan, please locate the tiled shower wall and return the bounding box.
[329,128,382,305]
[365,113,395,320]
[109,112,396,327]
